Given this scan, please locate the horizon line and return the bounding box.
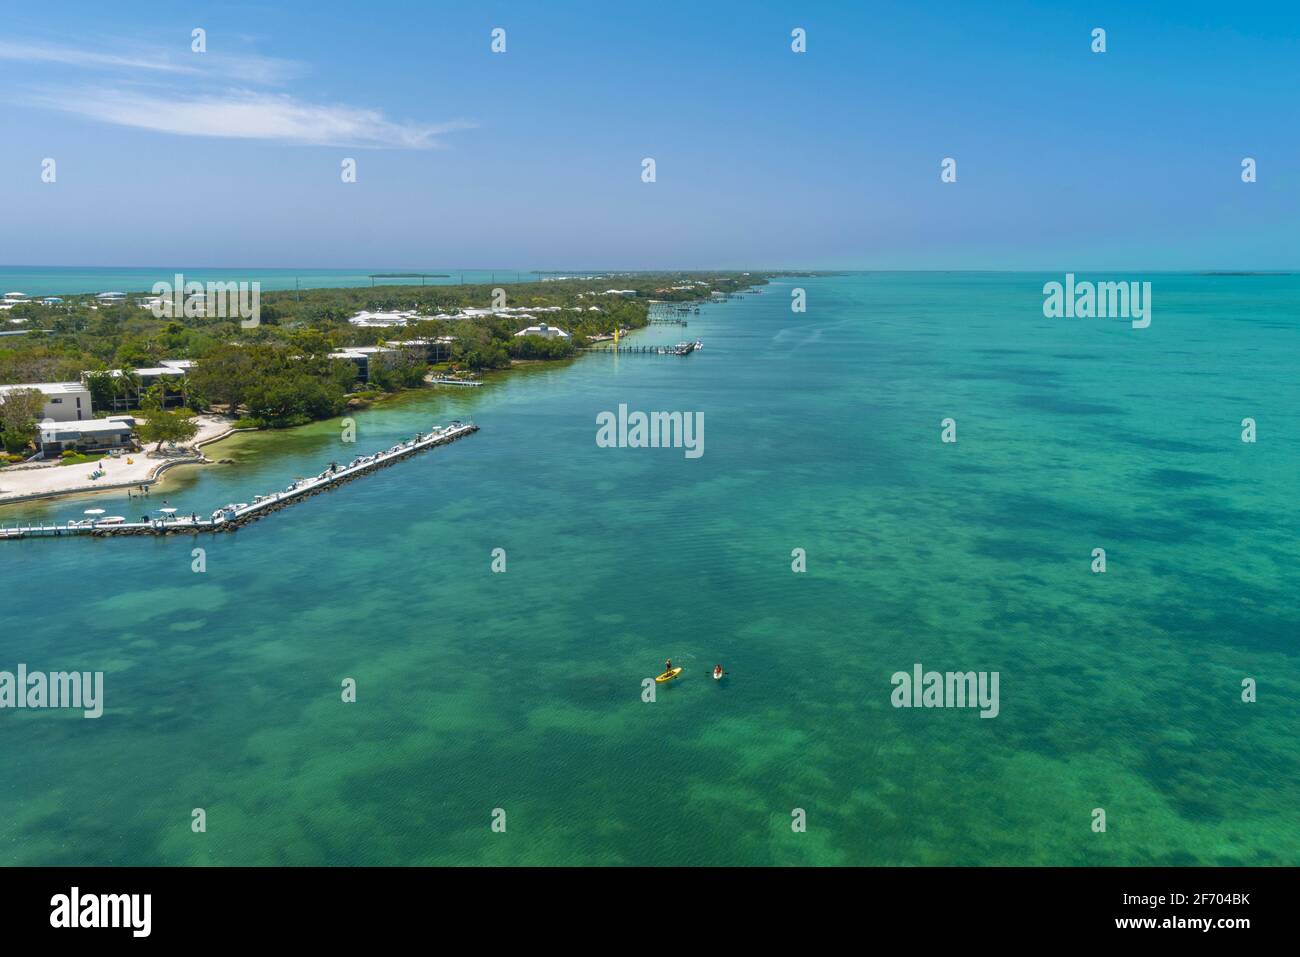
[1,264,1296,276]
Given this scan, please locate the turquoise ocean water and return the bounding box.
[0,273,1296,865]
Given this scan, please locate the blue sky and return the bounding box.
[1,1,1298,270]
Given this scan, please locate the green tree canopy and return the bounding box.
[137,409,199,451]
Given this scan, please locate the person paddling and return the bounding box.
[713,664,724,680]
[664,658,673,675]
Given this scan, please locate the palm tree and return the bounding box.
[112,371,141,412]
[176,375,195,410]
[141,381,167,413]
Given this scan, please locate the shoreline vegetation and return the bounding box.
[0,271,804,506]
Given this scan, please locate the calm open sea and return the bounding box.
[0,273,1296,865]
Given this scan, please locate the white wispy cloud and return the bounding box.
[0,39,304,85]
[0,39,190,73]
[24,86,475,149]
[3,36,472,149]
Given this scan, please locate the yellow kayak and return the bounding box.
[655,667,683,683]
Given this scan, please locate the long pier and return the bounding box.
[582,340,702,356]
[0,422,478,539]
[427,376,482,387]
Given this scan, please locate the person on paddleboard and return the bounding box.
[664,658,672,675]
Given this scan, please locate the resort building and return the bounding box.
[329,346,400,381]
[0,293,25,312]
[384,337,455,363]
[36,417,136,456]
[0,381,93,422]
[95,291,126,304]
[347,310,437,328]
[513,323,571,340]
[135,359,195,383]
[349,305,561,327]
[84,360,194,411]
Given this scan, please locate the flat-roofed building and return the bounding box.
[133,359,194,386]
[36,417,136,456]
[0,381,93,422]
[83,360,195,411]
[513,323,570,340]
[329,346,399,381]
[348,310,435,328]
[384,337,455,362]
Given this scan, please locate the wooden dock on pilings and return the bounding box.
[581,340,702,356]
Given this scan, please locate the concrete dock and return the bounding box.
[0,422,478,539]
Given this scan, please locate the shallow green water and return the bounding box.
[1,273,1297,865]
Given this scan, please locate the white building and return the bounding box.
[513,323,571,340]
[459,305,561,319]
[0,381,93,422]
[348,310,438,328]
[37,417,135,455]
[81,360,195,412]
[132,359,194,384]
[381,336,455,362]
[329,346,399,380]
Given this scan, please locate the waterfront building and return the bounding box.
[384,337,455,363]
[0,381,93,422]
[35,417,136,456]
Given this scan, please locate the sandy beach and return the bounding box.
[0,414,238,505]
